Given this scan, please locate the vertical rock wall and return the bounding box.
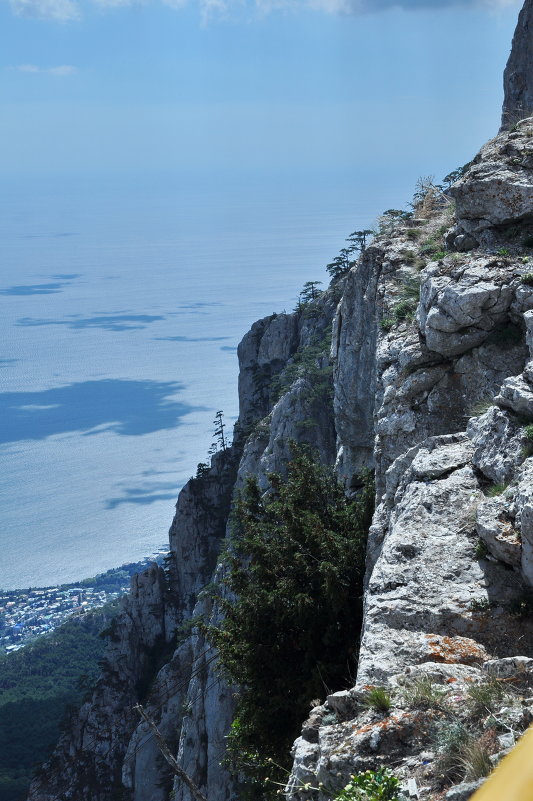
[502,0,533,129]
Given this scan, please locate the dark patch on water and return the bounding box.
[0,359,18,367]
[21,232,77,239]
[154,335,230,343]
[50,274,81,280]
[220,345,238,352]
[105,481,178,510]
[1,283,65,296]
[0,379,203,444]
[16,314,164,332]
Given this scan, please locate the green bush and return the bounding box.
[208,446,375,789]
[521,272,533,285]
[334,768,399,801]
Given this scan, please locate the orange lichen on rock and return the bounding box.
[424,634,488,665]
[351,714,403,737]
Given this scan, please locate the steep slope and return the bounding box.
[288,119,533,801]
[28,293,339,801]
[502,0,533,129]
[27,6,533,801]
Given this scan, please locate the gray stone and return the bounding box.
[476,496,522,570]
[451,121,533,232]
[468,407,526,484]
[419,261,515,357]
[496,373,533,417]
[483,655,533,679]
[502,0,533,129]
[515,460,533,584]
[445,780,484,801]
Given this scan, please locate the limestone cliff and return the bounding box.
[28,5,533,801]
[502,0,533,129]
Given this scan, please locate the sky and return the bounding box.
[0,0,524,186]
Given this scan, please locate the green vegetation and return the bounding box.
[73,561,154,593]
[459,737,493,781]
[485,483,507,497]
[270,331,333,404]
[361,686,392,713]
[402,675,448,712]
[468,398,494,418]
[434,721,473,781]
[469,597,491,612]
[466,680,504,719]
[326,230,373,282]
[524,424,533,441]
[522,424,533,458]
[380,318,394,332]
[474,539,488,559]
[334,769,399,801]
[443,163,472,188]
[208,446,374,794]
[391,276,420,322]
[0,609,115,801]
[420,237,440,256]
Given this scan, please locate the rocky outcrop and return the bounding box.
[502,0,533,129]
[29,6,533,801]
[286,103,533,800]
[28,286,338,801]
[448,117,533,250]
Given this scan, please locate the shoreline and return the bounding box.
[0,547,168,654]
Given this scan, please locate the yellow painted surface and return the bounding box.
[470,726,533,801]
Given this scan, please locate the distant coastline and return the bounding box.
[0,549,167,654]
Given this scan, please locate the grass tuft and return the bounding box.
[362,686,392,713]
[402,675,449,712]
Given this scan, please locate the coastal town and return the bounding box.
[0,553,167,654]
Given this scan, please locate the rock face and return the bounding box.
[28,289,339,801]
[448,117,533,250]
[502,0,533,129]
[28,6,533,801]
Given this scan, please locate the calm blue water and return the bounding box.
[0,169,405,589]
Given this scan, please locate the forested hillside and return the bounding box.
[0,607,116,801]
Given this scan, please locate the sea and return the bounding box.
[0,168,408,590]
